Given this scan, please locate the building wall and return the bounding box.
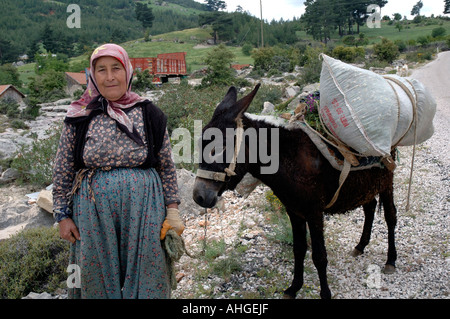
[0,88,24,105]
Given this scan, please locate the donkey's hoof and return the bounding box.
[383,264,396,274]
[351,248,363,257]
[283,293,295,299]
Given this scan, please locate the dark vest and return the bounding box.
[64,100,167,170]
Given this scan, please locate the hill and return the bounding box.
[0,0,208,62]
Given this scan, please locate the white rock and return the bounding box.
[37,190,53,214]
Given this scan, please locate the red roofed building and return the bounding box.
[65,72,88,96]
[0,85,25,105]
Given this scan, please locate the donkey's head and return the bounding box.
[193,84,261,208]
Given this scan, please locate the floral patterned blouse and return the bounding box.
[52,106,180,214]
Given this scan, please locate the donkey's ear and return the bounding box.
[212,86,238,118]
[234,83,261,118]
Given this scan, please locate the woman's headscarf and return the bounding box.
[66,43,145,144]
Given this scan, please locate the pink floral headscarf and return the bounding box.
[67,43,144,135]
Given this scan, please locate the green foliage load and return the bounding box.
[0,227,70,299]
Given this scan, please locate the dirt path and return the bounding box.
[411,51,450,166]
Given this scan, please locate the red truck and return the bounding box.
[130,52,187,84]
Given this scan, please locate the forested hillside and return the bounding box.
[0,0,207,62]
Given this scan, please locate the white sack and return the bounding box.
[388,76,436,146]
[319,55,436,156]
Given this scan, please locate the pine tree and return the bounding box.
[204,0,226,12]
[445,0,450,14]
[135,3,155,30]
[41,24,57,53]
[411,0,423,16]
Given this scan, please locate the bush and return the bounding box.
[297,46,324,88]
[373,38,399,63]
[10,119,29,130]
[394,40,407,52]
[0,227,70,299]
[251,47,276,71]
[248,84,283,114]
[201,44,235,87]
[0,98,20,118]
[241,43,253,56]
[431,26,446,39]
[11,122,62,187]
[332,46,365,63]
[28,69,68,107]
[405,48,435,62]
[132,69,155,93]
[417,35,430,47]
[158,82,225,134]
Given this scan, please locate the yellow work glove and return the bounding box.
[160,208,185,240]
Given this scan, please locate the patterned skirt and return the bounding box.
[68,167,170,299]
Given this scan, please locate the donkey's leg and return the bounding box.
[352,198,377,257]
[284,212,307,299]
[307,214,331,299]
[380,189,397,274]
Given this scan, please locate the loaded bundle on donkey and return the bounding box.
[192,55,436,299]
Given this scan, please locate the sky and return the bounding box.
[194,0,448,22]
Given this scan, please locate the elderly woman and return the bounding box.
[52,43,184,299]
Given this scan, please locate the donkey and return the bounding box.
[192,84,397,299]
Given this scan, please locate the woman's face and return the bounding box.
[94,56,127,101]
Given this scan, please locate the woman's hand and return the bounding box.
[59,218,81,244]
[160,207,185,240]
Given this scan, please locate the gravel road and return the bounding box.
[173,53,450,299]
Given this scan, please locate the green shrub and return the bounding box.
[0,98,20,118]
[431,26,446,38]
[417,35,431,46]
[405,48,435,62]
[373,38,400,63]
[28,69,68,106]
[297,46,324,88]
[241,43,253,56]
[10,119,29,130]
[11,122,62,187]
[249,84,283,114]
[394,40,407,52]
[201,44,236,87]
[0,227,70,299]
[133,69,155,93]
[332,46,365,63]
[252,47,276,71]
